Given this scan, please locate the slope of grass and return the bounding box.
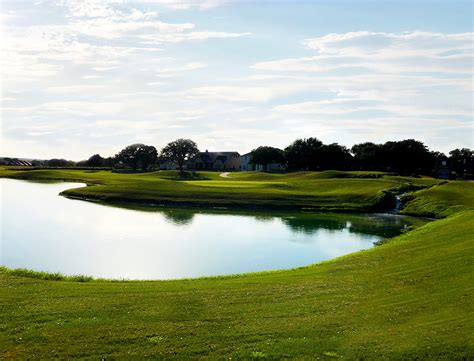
[0,168,441,212]
[401,181,474,218]
[1,211,472,358]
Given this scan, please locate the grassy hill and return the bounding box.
[0,168,473,358]
[0,168,441,212]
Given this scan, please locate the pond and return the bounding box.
[0,179,426,280]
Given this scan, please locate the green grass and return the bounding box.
[0,168,441,212]
[1,168,473,358]
[0,267,93,282]
[401,181,474,218]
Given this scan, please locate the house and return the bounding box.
[159,160,180,170]
[265,162,286,172]
[239,152,286,172]
[240,153,258,171]
[188,150,241,171]
[436,158,450,179]
[0,157,32,166]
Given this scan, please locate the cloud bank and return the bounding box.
[1,2,472,159]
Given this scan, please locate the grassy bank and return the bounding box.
[0,168,441,211]
[1,169,473,358]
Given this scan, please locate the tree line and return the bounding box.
[42,140,201,172]
[253,138,472,178]
[27,138,473,178]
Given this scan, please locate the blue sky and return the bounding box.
[1,0,472,159]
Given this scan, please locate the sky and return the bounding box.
[1,0,473,160]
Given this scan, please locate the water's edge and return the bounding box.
[1,178,428,281]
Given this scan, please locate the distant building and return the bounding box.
[436,158,450,179]
[159,160,180,170]
[240,153,260,171]
[0,157,32,166]
[188,151,241,171]
[265,163,286,172]
[239,152,286,172]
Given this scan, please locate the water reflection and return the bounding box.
[162,209,195,226]
[280,213,419,238]
[1,179,427,280]
[102,204,424,239]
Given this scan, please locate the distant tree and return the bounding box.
[351,142,384,170]
[116,144,158,171]
[428,151,447,177]
[319,143,353,170]
[352,139,433,175]
[382,139,432,175]
[31,159,46,167]
[160,139,200,172]
[430,151,446,160]
[102,156,116,168]
[285,138,323,171]
[87,154,104,168]
[250,146,285,171]
[449,148,473,178]
[76,160,89,167]
[46,159,75,167]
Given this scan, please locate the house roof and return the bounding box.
[195,151,240,163]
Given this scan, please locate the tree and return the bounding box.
[102,156,116,168]
[352,139,433,175]
[46,158,75,167]
[351,142,383,170]
[160,139,199,172]
[31,159,46,167]
[319,143,353,170]
[382,139,432,175]
[76,160,89,167]
[449,148,473,178]
[250,146,285,171]
[87,154,104,168]
[115,144,158,171]
[285,138,323,171]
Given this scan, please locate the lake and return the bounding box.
[0,179,425,280]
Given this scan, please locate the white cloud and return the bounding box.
[46,85,106,93]
[2,2,471,160]
[1,0,249,86]
[247,31,473,143]
[1,9,18,22]
[303,31,472,56]
[274,98,384,115]
[252,31,473,74]
[56,0,228,14]
[52,0,244,42]
[185,81,310,103]
[82,75,104,79]
[55,0,122,18]
[158,62,206,73]
[146,81,166,86]
[92,66,120,71]
[4,101,124,117]
[186,86,269,102]
[142,0,228,10]
[1,97,17,102]
[274,97,472,118]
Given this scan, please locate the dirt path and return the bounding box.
[220,172,231,178]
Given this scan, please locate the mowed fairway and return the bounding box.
[0,168,473,358]
[0,168,441,211]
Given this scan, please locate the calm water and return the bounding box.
[0,179,424,280]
